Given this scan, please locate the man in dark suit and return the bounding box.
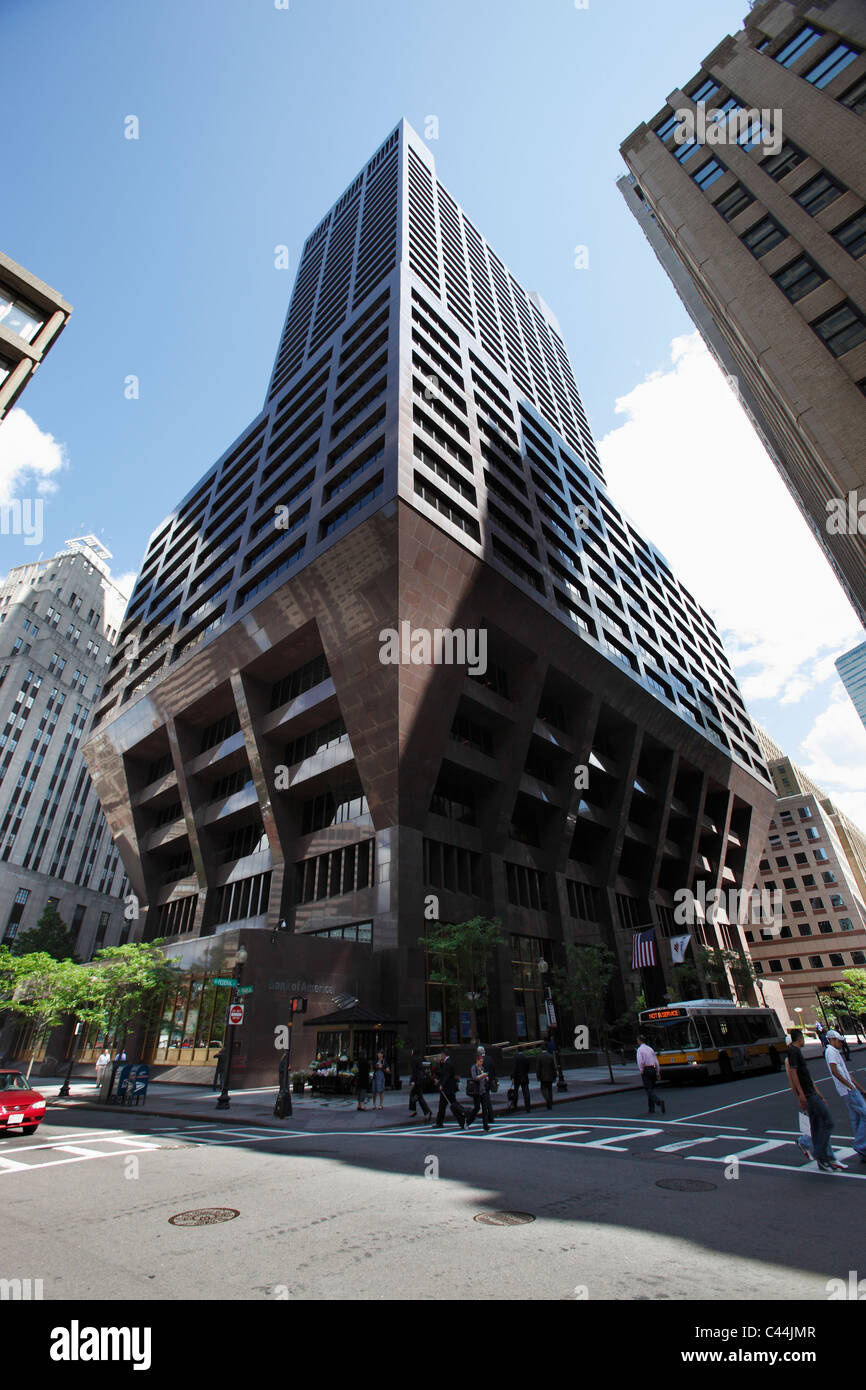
[408,1048,432,1120]
[511,1047,531,1112]
[434,1052,467,1128]
[536,1047,557,1109]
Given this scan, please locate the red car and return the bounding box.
[0,1071,46,1136]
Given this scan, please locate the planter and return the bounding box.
[292,1080,306,1095]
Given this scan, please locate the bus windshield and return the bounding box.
[641,1017,700,1052]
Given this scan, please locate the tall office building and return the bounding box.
[836,637,866,730]
[0,250,71,420]
[749,726,866,1022]
[0,538,129,1062]
[83,121,775,1084]
[619,0,866,625]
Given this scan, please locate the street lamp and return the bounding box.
[216,943,248,1110]
[537,956,567,1091]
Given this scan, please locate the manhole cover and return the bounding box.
[169,1208,240,1226]
[655,1179,717,1192]
[474,1210,536,1226]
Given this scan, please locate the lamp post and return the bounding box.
[57,1021,83,1099]
[216,943,248,1110]
[537,957,567,1091]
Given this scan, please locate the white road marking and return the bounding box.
[714,1138,790,1160]
[0,1153,29,1170]
[687,1154,866,1180]
[655,1136,734,1153]
[675,1087,792,1121]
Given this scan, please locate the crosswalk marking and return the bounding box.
[0,1152,28,1170]
[655,1136,729,1153]
[714,1138,789,1160]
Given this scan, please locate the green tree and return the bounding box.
[420,917,504,1044]
[89,941,180,1061]
[1,952,79,1080]
[552,943,619,1084]
[830,970,866,1035]
[670,959,702,1001]
[9,902,78,962]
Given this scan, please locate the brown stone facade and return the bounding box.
[84,500,775,1084]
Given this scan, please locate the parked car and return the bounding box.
[0,1071,46,1135]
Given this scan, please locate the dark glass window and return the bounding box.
[839,73,866,114]
[834,210,866,259]
[812,301,866,357]
[794,172,845,215]
[713,183,754,221]
[772,255,827,302]
[741,216,786,257]
[760,141,806,181]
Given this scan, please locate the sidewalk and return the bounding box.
[40,1063,644,1131]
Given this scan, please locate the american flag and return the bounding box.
[632,928,657,970]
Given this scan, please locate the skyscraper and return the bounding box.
[836,638,866,730]
[0,250,71,420]
[0,537,129,1064]
[619,0,866,624]
[750,726,866,1023]
[83,121,776,1084]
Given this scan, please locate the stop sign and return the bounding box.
[228,1003,244,1025]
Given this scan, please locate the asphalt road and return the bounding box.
[3,1062,864,1302]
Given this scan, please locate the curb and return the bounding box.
[46,1080,645,1131]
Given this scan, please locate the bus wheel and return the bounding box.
[768,1047,782,1072]
[719,1053,733,1082]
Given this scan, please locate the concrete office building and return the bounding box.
[749,726,866,1023]
[0,538,130,1063]
[0,250,71,420]
[619,0,866,625]
[836,637,866,730]
[83,121,776,1085]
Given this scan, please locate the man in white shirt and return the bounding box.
[636,1035,665,1115]
[825,1029,866,1163]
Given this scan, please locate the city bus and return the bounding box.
[637,1000,787,1083]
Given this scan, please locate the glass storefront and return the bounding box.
[75,974,231,1065]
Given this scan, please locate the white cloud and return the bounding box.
[0,407,67,502]
[114,571,137,599]
[597,332,866,820]
[799,684,866,826]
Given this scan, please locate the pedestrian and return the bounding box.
[536,1045,557,1109]
[786,1027,845,1172]
[212,1047,226,1091]
[372,1049,389,1111]
[511,1047,531,1113]
[815,1020,826,1051]
[434,1052,467,1128]
[408,1048,432,1121]
[636,1034,666,1115]
[824,1029,866,1164]
[114,1047,127,1063]
[483,1047,497,1123]
[95,1048,111,1088]
[466,1047,493,1132]
[355,1055,370,1111]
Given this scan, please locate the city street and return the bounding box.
[3,1063,864,1302]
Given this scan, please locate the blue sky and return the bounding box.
[3,0,865,817]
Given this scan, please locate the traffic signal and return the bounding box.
[290,997,308,1014]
